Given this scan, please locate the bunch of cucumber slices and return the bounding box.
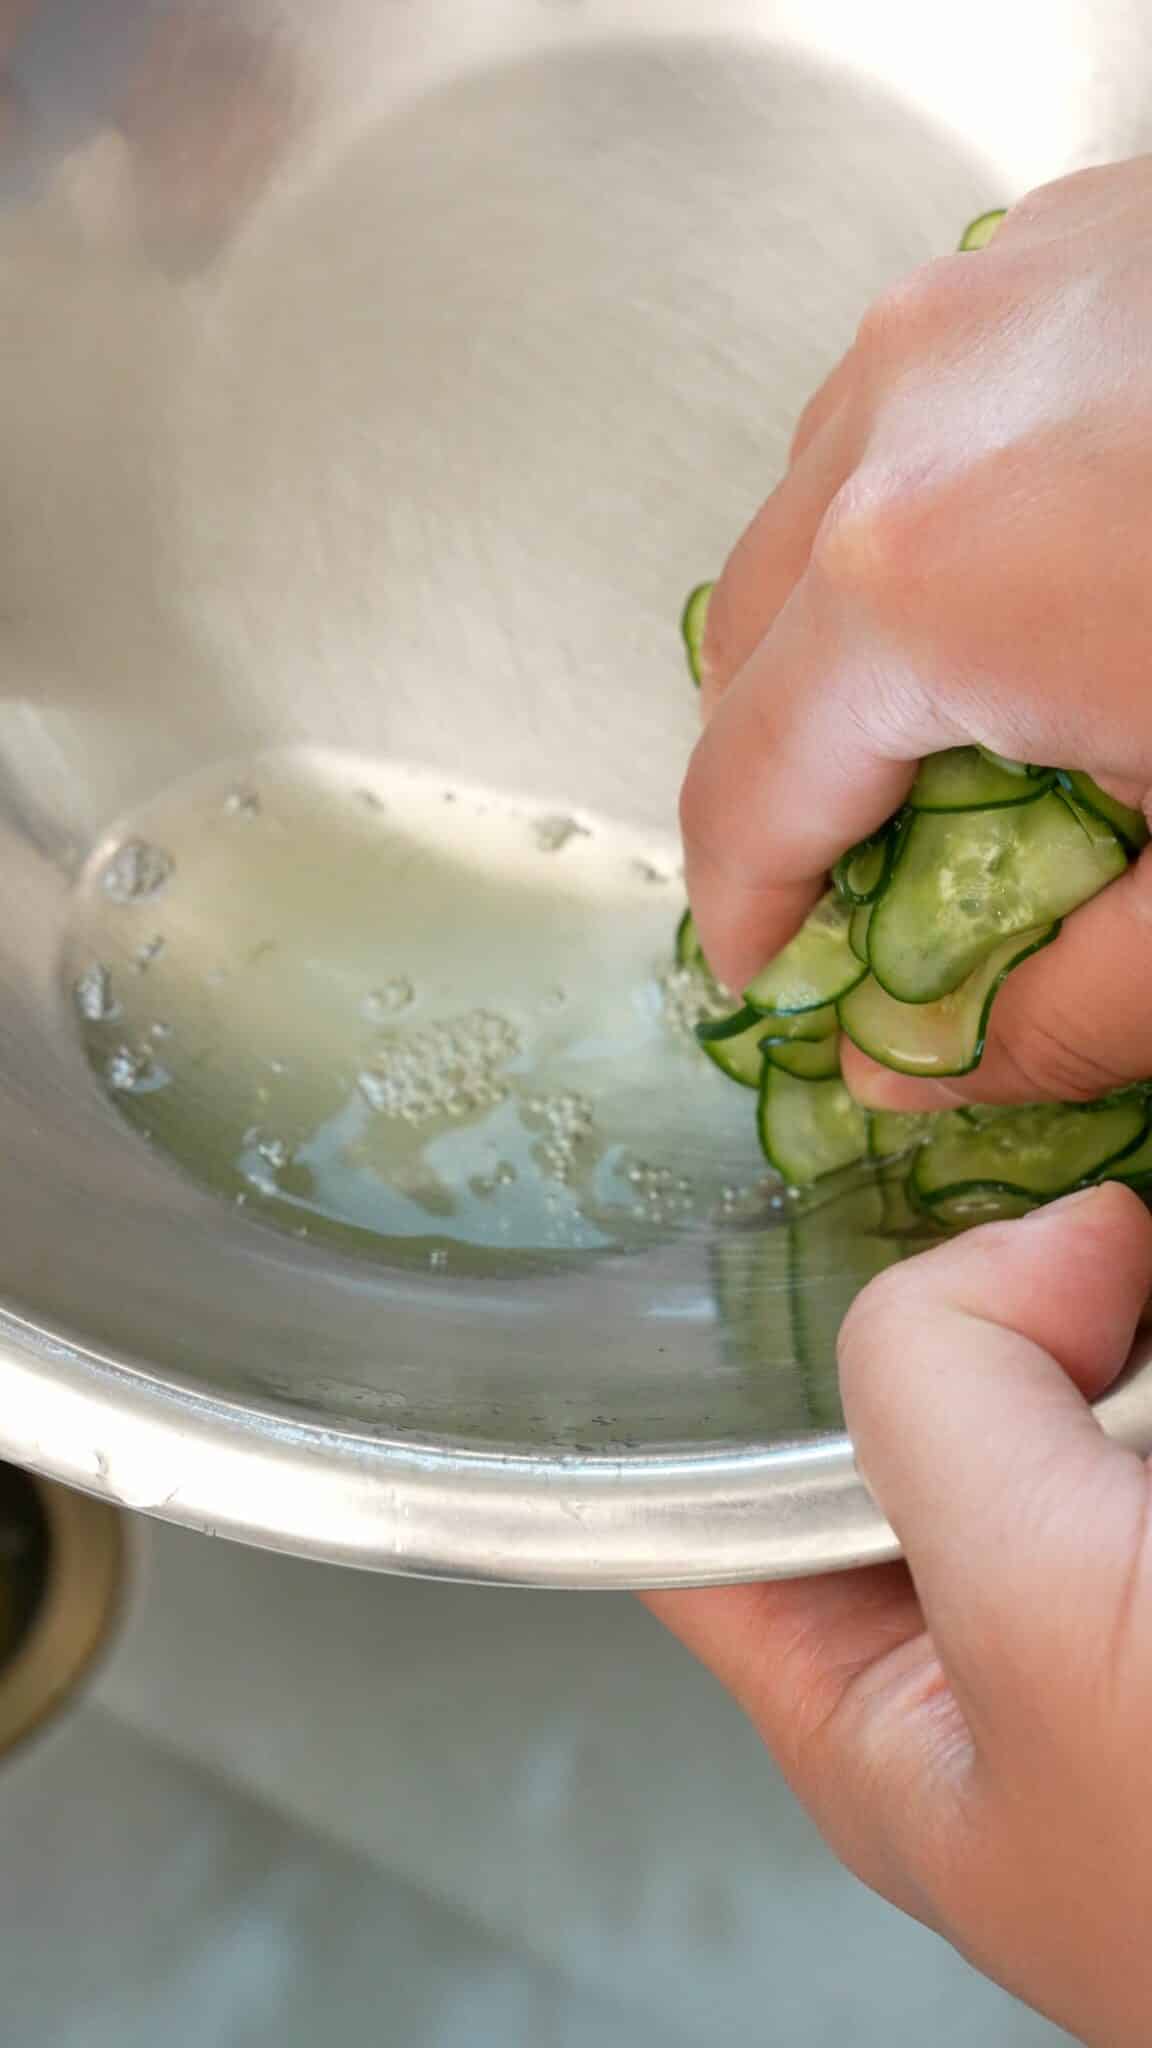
[676,207,1152,1231]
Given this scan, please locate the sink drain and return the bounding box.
[0,1471,124,1762]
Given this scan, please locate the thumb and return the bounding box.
[840,1183,1152,1734]
[645,1186,1152,1919]
[843,855,1152,1110]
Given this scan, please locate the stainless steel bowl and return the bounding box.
[0,0,1150,1587]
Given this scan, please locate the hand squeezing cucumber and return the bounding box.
[672,207,1152,1228]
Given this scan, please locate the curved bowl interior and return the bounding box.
[0,0,1146,1582]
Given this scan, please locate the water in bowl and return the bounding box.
[62,746,772,1268]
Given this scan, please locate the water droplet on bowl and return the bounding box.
[532,814,589,853]
[105,1045,168,1094]
[133,934,165,972]
[224,788,261,819]
[99,839,173,904]
[74,963,118,1022]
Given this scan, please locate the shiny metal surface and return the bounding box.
[0,0,1149,1586]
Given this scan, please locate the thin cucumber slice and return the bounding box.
[977,746,1032,777]
[877,1162,935,1236]
[758,1003,840,1045]
[923,1187,1038,1230]
[758,1067,868,1183]
[675,908,709,973]
[696,1003,762,1043]
[745,891,866,1015]
[717,1001,838,1047]
[1055,770,1149,853]
[849,900,874,964]
[681,582,714,688]
[696,1004,767,1088]
[766,1032,841,1081]
[868,790,1125,1003]
[833,830,895,906]
[958,209,1006,251]
[838,925,1059,1076]
[1109,1115,1152,1186]
[909,746,1054,812]
[868,1109,927,1160]
[787,1184,906,1427]
[912,1096,1150,1205]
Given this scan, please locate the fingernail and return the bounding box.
[1019,1187,1104,1224]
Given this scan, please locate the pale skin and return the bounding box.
[645,1185,1152,2044]
[650,157,1152,2043]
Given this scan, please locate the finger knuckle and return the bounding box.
[1009,161,1120,230]
[991,1003,1130,1104]
[854,255,961,363]
[810,472,927,615]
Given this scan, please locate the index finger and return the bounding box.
[681,568,948,989]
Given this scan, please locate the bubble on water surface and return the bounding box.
[99,839,173,904]
[74,963,117,1022]
[357,1009,521,1123]
[105,1045,169,1094]
[362,979,415,1022]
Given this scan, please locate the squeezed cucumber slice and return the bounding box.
[833,830,896,905]
[849,900,874,964]
[765,1033,841,1081]
[909,747,1053,812]
[696,1003,761,1043]
[758,1005,840,1043]
[709,1002,838,1046]
[977,746,1032,777]
[868,790,1124,1003]
[758,1067,868,1182]
[1055,771,1149,853]
[838,925,1059,1076]
[868,1109,926,1160]
[745,892,867,1015]
[696,1004,767,1088]
[675,909,709,974]
[877,1163,934,1236]
[674,207,1151,1210]
[912,1096,1149,1205]
[921,1187,1038,1229]
[1109,1116,1152,1186]
[681,582,714,687]
[958,209,1006,251]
